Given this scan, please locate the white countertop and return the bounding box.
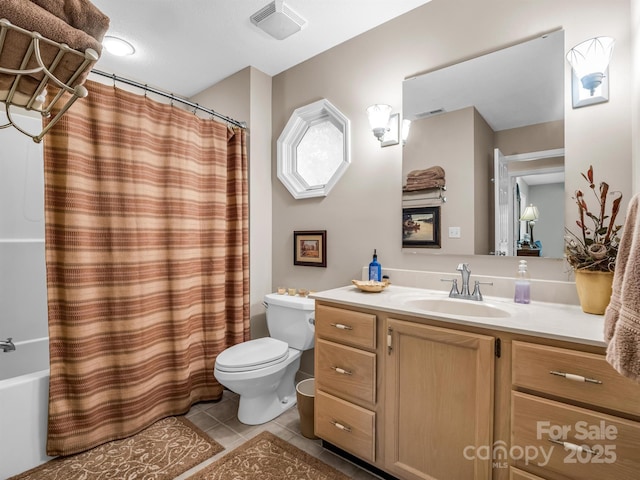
[311,284,607,348]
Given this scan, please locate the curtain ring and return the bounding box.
[144,84,148,98]
[193,103,199,115]
[170,94,174,107]
[111,73,116,90]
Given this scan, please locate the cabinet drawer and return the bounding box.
[512,341,640,417]
[315,304,376,350]
[315,390,375,463]
[316,339,376,405]
[511,391,640,480]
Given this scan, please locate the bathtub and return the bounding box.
[0,337,54,479]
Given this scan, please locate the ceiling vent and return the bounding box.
[415,108,446,118]
[250,0,307,40]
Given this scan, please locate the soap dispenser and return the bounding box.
[514,260,531,304]
[369,249,382,281]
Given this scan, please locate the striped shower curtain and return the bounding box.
[43,80,249,456]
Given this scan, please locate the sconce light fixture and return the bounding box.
[367,104,393,143]
[402,119,411,145]
[520,204,539,247]
[566,36,614,108]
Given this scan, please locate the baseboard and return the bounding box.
[321,441,399,480]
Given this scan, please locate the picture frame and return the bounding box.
[402,206,441,248]
[293,230,327,267]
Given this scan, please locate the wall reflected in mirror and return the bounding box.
[402,29,565,258]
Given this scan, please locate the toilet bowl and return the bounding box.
[213,293,315,425]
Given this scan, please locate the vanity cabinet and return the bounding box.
[314,301,496,479]
[384,318,495,480]
[510,341,640,480]
[314,304,378,463]
[313,292,640,480]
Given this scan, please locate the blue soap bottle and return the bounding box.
[369,249,382,281]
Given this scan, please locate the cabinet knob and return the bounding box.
[330,323,353,331]
[331,420,352,433]
[548,438,600,456]
[332,366,352,375]
[549,370,602,384]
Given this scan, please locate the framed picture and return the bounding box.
[402,206,441,248]
[293,230,327,267]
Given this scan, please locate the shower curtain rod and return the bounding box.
[90,69,247,128]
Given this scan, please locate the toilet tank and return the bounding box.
[264,293,315,350]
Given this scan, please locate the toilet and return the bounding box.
[213,293,315,425]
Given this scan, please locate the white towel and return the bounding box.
[604,193,640,382]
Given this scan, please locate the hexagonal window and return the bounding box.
[277,99,351,199]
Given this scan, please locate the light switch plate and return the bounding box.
[449,226,461,238]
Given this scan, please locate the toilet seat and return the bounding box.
[215,337,289,373]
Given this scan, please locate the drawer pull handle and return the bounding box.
[330,323,353,330]
[549,370,602,384]
[332,366,352,375]
[548,438,599,456]
[331,420,352,433]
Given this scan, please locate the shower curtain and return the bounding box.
[43,80,249,456]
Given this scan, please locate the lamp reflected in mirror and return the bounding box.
[519,204,539,248]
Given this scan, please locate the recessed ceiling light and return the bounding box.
[103,36,136,56]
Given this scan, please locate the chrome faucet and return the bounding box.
[457,263,472,296]
[441,264,493,301]
[1,337,15,353]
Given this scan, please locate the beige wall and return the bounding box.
[495,120,564,155]
[403,107,477,255]
[271,0,633,291]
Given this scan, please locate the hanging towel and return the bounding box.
[604,193,640,382]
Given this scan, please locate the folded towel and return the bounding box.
[604,193,640,382]
[406,166,446,181]
[0,0,108,105]
[403,178,446,192]
[403,166,446,192]
[28,0,109,42]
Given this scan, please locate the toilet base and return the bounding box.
[219,349,302,425]
[237,390,297,425]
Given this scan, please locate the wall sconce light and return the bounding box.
[519,204,539,248]
[367,104,393,142]
[402,119,411,145]
[566,36,614,108]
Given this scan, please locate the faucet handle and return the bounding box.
[456,263,470,272]
[471,281,493,301]
[441,278,459,297]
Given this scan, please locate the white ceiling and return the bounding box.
[90,0,432,98]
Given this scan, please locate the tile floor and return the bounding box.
[175,389,381,479]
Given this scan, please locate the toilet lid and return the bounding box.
[215,337,289,373]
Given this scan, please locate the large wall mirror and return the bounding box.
[402,30,565,258]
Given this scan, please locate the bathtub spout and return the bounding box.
[1,338,15,352]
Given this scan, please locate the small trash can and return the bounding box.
[296,378,318,439]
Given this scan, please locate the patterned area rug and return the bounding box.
[186,431,350,480]
[9,416,224,480]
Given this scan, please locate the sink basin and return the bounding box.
[404,298,511,318]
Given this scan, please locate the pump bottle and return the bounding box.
[514,260,531,304]
[369,249,382,281]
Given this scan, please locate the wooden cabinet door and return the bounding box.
[384,318,495,480]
